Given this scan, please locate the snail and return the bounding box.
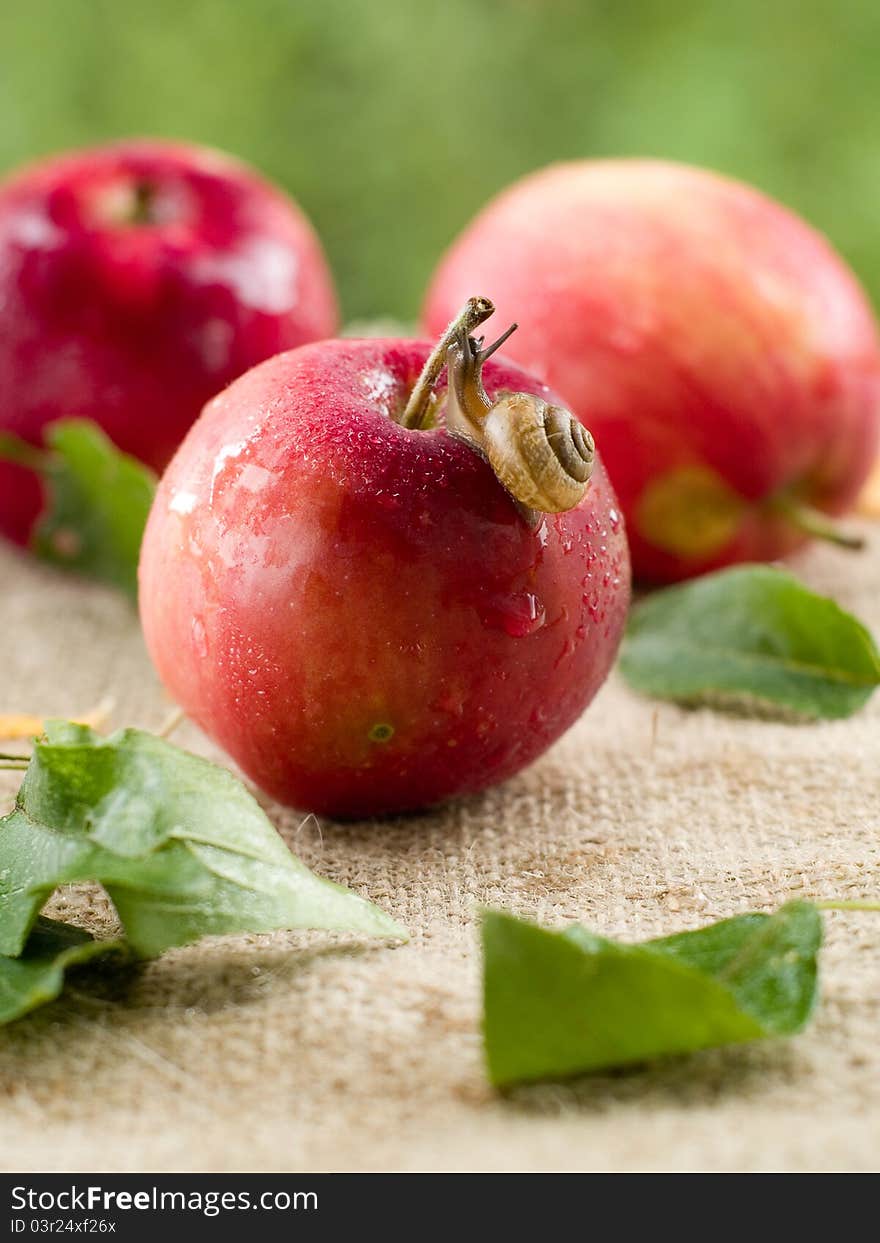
[444,320,594,527]
[398,296,595,527]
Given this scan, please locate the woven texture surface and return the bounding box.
[0,532,878,1173]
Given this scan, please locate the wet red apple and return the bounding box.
[423,160,880,583]
[139,299,630,817]
[0,139,338,545]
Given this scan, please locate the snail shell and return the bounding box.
[482,392,594,513]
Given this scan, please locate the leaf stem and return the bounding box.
[0,432,50,472]
[398,296,495,430]
[770,496,865,551]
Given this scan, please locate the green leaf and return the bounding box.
[618,565,880,719]
[482,901,822,1087]
[0,917,126,1026]
[0,420,156,600]
[0,721,405,958]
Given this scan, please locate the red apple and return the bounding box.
[0,139,338,545]
[138,301,630,817]
[423,160,880,583]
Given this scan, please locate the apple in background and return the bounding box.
[0,139,339,545]
[139,300,630,818]
[423,160,880,583]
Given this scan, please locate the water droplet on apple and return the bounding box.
[582,588,601,617]
[361,366,398,414]
[483,591,546,637]
[554,638,576,669]
[191,616,208,657]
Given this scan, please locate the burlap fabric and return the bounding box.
[0,531,878,1173]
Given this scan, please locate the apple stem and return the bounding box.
[100,179,159,228]
[0,432,49,472]
[398,296,495,430]
[771,496,865,551]
[129,181,158,227]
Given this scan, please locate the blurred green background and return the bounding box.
[1,0,878,321]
